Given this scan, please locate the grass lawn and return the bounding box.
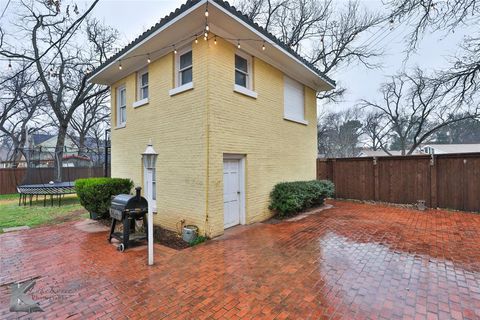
[0,194,88,231]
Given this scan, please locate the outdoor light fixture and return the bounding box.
[142,141,158,170]
[262,41,266,51]
[195,36,198,44]
[174,46,177,54]
[205,24,210,32]
[142,141,158,266]
[118,60,122,70]
[214,36,217,45]
[147,55,151,64]
[237,41,241,49]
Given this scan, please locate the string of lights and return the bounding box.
[4,0,270,74]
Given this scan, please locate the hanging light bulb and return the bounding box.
[214,36,217,45]
[147,54,151,64]
[262,41,266,51]
[237,41,241,49]
[173,46,177,54]
[205,7,209,17]
[195,36,199,44]
[118,60,122,70]
[205,24,210,32]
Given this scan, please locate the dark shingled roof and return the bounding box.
[88,0,336,87]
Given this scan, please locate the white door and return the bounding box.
[223,159,241,229]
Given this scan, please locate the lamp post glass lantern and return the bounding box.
[142,143,158,169]
[142,141,158,266]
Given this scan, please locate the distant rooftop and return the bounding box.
[422,143,480,154]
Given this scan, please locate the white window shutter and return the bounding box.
[284,76,305,121]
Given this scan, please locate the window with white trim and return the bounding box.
[283,76,305,122]
[235,52,252,89]
[137,68,149,100]
[176,47,193,87]
[117,85,126,127]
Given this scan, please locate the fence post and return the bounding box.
[373,157,379,201]
[430,154,438,209]
[330,159,336,199]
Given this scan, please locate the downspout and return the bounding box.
[204,37,211,237]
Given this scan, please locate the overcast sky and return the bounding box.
[1,0,470,113]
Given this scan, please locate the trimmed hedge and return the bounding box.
[75,177,134,219]
[269,180,335,218]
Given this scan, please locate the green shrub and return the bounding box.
[269,180,335,218]
[75,177,134,219]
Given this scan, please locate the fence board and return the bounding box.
[0,167,107,195]
[317,153,480,213]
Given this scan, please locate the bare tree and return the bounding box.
[69,94,109,156]
[234,0,385,101]
[0,1,118,180]
[0,67,47,165]
[359,70,480,155]
[318,108,363,157]
[386,0,480,105]
[362,111,391,152]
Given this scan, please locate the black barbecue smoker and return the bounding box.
[109,187,148,252]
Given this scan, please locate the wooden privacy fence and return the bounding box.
[0,167,107,195]
[317,153,480,212]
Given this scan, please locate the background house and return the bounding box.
[420,143,480,155]
[88,0,334,237]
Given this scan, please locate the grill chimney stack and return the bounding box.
[135,187,142,201]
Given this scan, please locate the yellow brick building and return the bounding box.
[89,0,334,237]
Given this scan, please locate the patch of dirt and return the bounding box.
[48,209,87,225]
[98,217,190,250]
[153,226,190,250]
[264,203,333,224]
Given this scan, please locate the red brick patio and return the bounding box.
[1,200,480,319]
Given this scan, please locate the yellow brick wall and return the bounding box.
[109,38,318,238]
[110,41,209,233]
[205,38,318,237]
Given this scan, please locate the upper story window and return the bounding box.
[117,85,126,127]
[138,68,149,100]
[284,76,306,124]
[177,47,193,87]
[235,52,251,89]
